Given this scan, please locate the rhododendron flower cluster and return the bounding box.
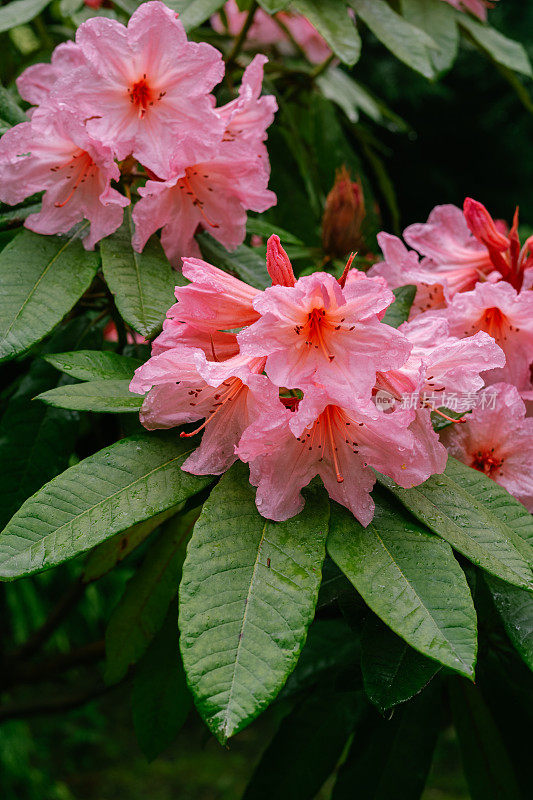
[131,236,504,525]
[212,0,331,64]
[0,1,277,258]
[372,194,533,509]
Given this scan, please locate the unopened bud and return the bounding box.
[322,167,366,258]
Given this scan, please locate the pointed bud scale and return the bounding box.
[463,197,509,251]
[266,235,296,287]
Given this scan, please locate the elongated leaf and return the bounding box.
[197,232,270,289]
[458,14,532,77]
[36,380,144,413]
[332,682,441,799]
[449,678,522,800]
[246,218,303,246]
[361,614,440,713]
[44,350,143,382]
[105,509,199,685]
[132,607,192,761]
[243,689,364,800]
[0,0,50,33]
[101,210,178,338]
[316,68,408,131]
[327,494,477,678]
[401,0,458,74]
[83,505,182,583]
[0,230,99,363]
[377,458,533,591]
[382,285,416,328]
[350,0,437,79]
[486,576,533,673]
[0,432,212,579]
[292,0,361,66]
[179,463,330,743]
[166,0,225,30]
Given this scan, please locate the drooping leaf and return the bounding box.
[292,0,361,66]
[458,13,532,77]
[105,509,199,685]
[316,68,408,131]
[83,505,183,584]
[327,493,477,678]
[44,350,143,382]
[485,575,533,674]
[257,0,290,12]
[332,682,441,799]
[400,0,458,75]
[361,613,441,713]
[243,689,364,800]
[100,210,179,338]
[246,218,303,246]
[0,432,212,579]
[350,0,437,79]
[36,379,145,413]
[179,463,330,743]
[382,285,416,328]
[0,0,51,33]
[449,678,523,800]
[197,231,270,289]
[377,458,533,591]
[132,606,192,761]
[0,230,100,363]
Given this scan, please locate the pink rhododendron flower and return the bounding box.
[441,0,497,21]
[432,281,533,391]
[57,1,225,177]
[16,42,84,108]
[238,266,412,403]
[0,108,128,249]
[237,387,433,525]
[132,55,276,267]
[441,383,533,511]
[212,1,331,64]
[131,347,275,475]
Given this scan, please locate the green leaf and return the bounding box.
[350,0,437,79]
[105,509,199,685]
[361,614,440,713]
[0,0,50,34]
[316,68,408,131]
[486,576,533,674]
[377,458,533,591]
[100,210,179,338]
[246,218,303,246]
[257,1,290,13]
[83,505,182,583]
[332,682,441,799]
[0,432,212,579]
[179,462,330,743]
[165,0,225,31]
[197,231,270,289]
[44,350,143,382]
[243,689,363,800]
[36,379,145,413]
[132,606,192,761]
[0,230,100,363]
[400,0,458,75]
[382,285,416,328]
[292,0,361,66]
[458,13,532,78]
[0,84,26,125]
[327,493,477,678]
[449,678,523,800]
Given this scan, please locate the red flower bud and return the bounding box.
[322,166,366,258]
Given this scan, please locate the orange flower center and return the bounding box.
[127,75,166,118]
[471,448,504,477]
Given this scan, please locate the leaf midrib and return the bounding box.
[0,447,195,568]
[0,224,90,344]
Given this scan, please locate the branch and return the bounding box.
[0,681,112,723]
[226,1,259,66]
